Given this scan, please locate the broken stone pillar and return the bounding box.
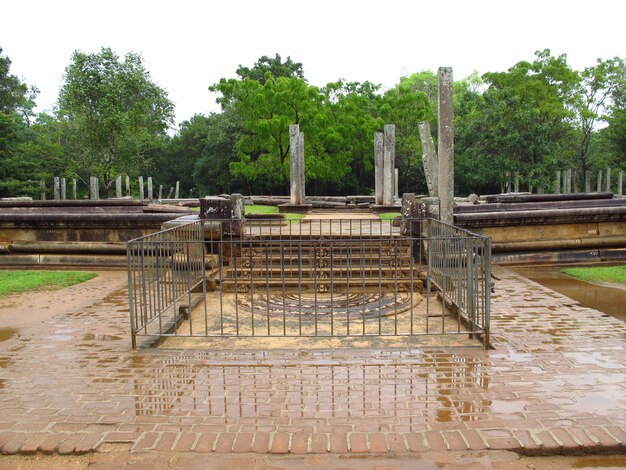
[418,121,438,197]
[72,179,77,200]
[374,132,384,205]
[175,181,180,199]
[53,177,60,200]
[125,176,131,197]
[147,177,153,200]
[61,178,66,200]
[606,168,612,193]
[619,170,623,196]
[138,176,144,200]
[585,170,591,193]
[115,176,122,198]
[437,67,454,225]
[158,185,163,200]
[394,168,399,199]
[383,124,395,206]
[597,170,602,193]
[556,171,561,193]
[89,177,99,200]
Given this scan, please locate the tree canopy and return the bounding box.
[0,48,624,199]
[58,47,174,197]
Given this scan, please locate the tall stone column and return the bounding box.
[597,170,602,193]
[289,124,305,205]
[115,176,122,198]
[418,121,438,197]
[619,170,623,195]
[61,178,67,200]
[556,171,561,193]
[585,170,591,193]
[437,67,454,225]
[53,177,60,200]
[383,124,395,206]
[374,132,384,205]
[606,168,612,193]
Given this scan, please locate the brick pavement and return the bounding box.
[0,267,625,458]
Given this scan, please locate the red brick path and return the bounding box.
[0,268,624,457]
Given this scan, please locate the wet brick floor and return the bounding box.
[0,267,625,457]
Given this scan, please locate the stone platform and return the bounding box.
[0,268,624,464]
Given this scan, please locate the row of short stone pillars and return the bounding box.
[41,176,180,201]
[555,169,623,195]
[501,169,623,195]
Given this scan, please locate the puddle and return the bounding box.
[511,265,626,322]
[573,456,626,468]
[0,328,17,342]
[82,333,123,341]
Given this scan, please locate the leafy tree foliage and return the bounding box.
[58,47,174,197]
[236,54,304,84]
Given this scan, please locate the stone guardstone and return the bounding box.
[199,194,245,236]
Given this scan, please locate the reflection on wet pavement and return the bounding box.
[0,267,624,455]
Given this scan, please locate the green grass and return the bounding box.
[379,212,401,221]
[561,265,626,285]
[246,204,304,222]
[0,271,98,297]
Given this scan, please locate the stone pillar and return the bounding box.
[138,176,144,200]
[562,171,568,193]
[61,178,66,200]
[606,168,612,193]
[555,171,561,193]
[437,67,454,224]
[298,132,305,201]
[374,132,384,205]
[567,169,572,193]
[147,177,153,200]
[115,176,122,198]
[53,177,60,200]
[90,176,99,200]
[597,170,602,193]
[40,181,46,200]
[175,181,180,199]
[505,172,511,193]
[618,170,623,196]
[514,174,520,193]
[125,175,131,197]
[158,185,163,200]
[383,124,395,206]
[289,125,304,205]
[394,168,399,199]
[418,121,438,198]
[585,170,591,193]
[72,179,77,200]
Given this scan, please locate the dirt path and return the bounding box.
[0,270,128,332]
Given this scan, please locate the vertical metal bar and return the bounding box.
[281,242,286,336]
[249,239,255,337]
[314,240,319,337]
[266,241,271,336]
[330,243,334,337]
[378,239,382,335]
[127,243,137,349]
[298,243,303,336]
[233,237,240,336]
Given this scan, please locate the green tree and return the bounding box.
[236,54,304,84]
[465,50,576,192]
[380,73,436,194]
[211,74,321,193]
[570,57,625,182]
[58,47,174,197]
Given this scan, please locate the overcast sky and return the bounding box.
[3,0,625,128]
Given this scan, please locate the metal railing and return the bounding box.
[127,217,491,348]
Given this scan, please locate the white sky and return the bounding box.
[3,0,625,128]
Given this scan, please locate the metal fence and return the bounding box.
[127,217,491,348]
